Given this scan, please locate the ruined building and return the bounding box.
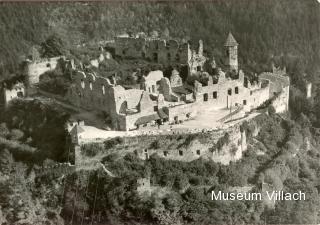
[225,32,239,72]
[0,81,25,106]
[24,56,65,86]
[67,33,290,131]
[114,33,206,75]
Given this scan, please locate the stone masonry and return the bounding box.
[67,33,290,131]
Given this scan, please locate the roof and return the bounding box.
[259,72,290,87]
[171,69,180,76]
[224,33,238,47]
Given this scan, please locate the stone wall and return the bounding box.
[193,69,270,111]
[115,36,147,58]
[3,82,25,105]
[136,178,151,196]
[140,70,164,94]
[147,39,190,65]
[138,138,212,162]
[272,86,290,113]
[25,56,64,85]
[306,82,312,99]
[211,126,247,165]
[167,102,198,123]
[67,70,163,131]
[35,162,75,178]
[67,62,288,132]
[114,36,194,67]
[259,72,290,113]
[67,71,114,111]
[136,123,247,164]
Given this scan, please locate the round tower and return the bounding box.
[224,32,239,72]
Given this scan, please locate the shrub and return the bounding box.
[150,140,160,149]
[104,137,124,150]
[9,129,24,141]
[216,133,230,151]
[81,143,102,157]
[268,105,276,116]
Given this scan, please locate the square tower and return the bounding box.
[224,32,239,72]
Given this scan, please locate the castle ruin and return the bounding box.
[67,33,290,131]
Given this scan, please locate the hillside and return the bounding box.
[0,0,320,79]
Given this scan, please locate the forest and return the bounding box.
[0,0,319,77]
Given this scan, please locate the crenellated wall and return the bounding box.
[259,72,290,113]
[192,69,270,111]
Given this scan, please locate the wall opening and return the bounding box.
[196,150,200,155]
[235,87,239,94]
[175,54,180,62]
[228,88,232,96]
[179,150,183,156]
[244,77,248,88]
[243,100,247,105]
[213,91,217,99]
[17,92,23,98]
[144,149,149,160]
[197,66,201,71]
[81,79,85,89]
[89,82,93,90]
[203,93,208,101]
[154,106,158,111]
[153,53,158,62]
[167,53,171,61]
[119,101,128,114]
[102,85,105,95]
[180,65,189,81]
[163,151,168,157]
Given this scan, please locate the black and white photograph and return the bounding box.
[0,0,320,224]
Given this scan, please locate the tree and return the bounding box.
[0,123,10,138]
[0,149,14,175]
[163,27,170,38]
[267,105,276,116]
[40,34,65,58]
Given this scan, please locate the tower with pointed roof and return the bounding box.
[224,32,239,72]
